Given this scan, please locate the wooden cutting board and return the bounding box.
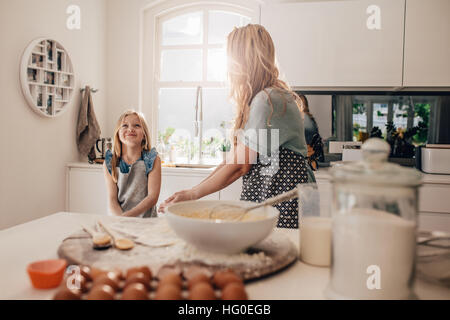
[57,216,298,281]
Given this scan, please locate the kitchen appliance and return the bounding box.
[341,144,363,162]
[421,144,450,174]
[96,138,112,159]
[326,138,422,300]
[329,141,362,154]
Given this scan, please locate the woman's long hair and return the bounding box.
[298,94,319,128]
[226,24,305,142]
[110,110,151,183]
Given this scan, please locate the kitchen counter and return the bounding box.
[67,162,215,175]
[67,162,450,185]
[0,212,449,300]
[314,166,450,185]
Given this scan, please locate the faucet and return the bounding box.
[194,86,203,164]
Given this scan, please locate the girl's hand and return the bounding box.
[158,189,197,213]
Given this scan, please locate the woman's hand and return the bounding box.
[158,189,198,213]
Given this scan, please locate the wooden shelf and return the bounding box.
[21,38,75,118]
[27,66,73,75]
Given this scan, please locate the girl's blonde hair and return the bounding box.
[226,24,305,141]
[110,110,151,183]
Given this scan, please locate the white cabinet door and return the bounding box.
[158,173,219,206]
[261,0,404,87]
[68,168,108,214]
[220,178,243,201]
[403,0,450,86]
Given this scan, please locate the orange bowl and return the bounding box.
[27,259,67,289]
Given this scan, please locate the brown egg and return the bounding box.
[79,265,92,281]
[121,283,149,300]
[87,284,116,300]
[221,282,248,300]
[158,273,183,289]
[92,272,121,292]
[187,273,211,289]
[155,284,182,300]
[124,272,151,291]
[53,287,81,300]
[112,268,125,280]
[189,282,216,300]
[212,270,243,289]
[90,267,108,280]
[126,266,152,280]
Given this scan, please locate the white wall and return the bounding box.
[105,0,261,141]
[0,0,107,229]
[105,0,147,138]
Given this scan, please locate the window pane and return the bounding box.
[159,88,197,138]
[162,11,203,45]
[161,50,202,81]
[373,103,387,137]
[207,48,227,81]
[208,11,250,44]
[158,87,235,163]
[352,103,367,141]
[393,103,408,129]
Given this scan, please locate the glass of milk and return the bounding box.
[298,183,332,267]
[325,138,422,300]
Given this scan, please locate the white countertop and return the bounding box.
[0,212,449,300]
[67,162,450,184]
[67,162,215,175]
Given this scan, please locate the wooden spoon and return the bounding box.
[97,221,135,250]
[82,225,112,250]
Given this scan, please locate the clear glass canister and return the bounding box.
[325,138,422,300]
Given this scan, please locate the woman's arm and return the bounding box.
[122,156,162,217]
[159,142,256,210]
[103,162,123,216]
[192,143,255,198]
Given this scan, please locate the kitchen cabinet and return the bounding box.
[219,178,243,201]
[67,166,108,215]
[66,164,243,215]
[403,0,450,86]
[158,168,220,205]
[260,0,405,87]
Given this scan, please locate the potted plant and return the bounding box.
[219,139,231,162]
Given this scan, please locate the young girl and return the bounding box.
[103,110,161,218]
[160,24,315,228]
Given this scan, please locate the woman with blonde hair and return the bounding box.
[103,110,161,217]
[160,24,314,228]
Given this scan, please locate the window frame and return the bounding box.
[141,1,259,149]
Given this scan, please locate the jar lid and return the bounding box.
[330,138,422,187]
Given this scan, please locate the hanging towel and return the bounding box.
[77,86,101,160]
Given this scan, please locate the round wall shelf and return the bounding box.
[20,38,75,118]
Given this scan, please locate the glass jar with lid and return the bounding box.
[325,138,422,300]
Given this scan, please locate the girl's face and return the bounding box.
[118,114,145,147]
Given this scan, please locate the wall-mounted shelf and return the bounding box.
[20,38,75,118]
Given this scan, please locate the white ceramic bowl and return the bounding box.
[165,200,279,254]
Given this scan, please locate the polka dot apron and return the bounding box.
[240,147,309,228]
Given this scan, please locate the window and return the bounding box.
[351,96,431,145]
[155,7,252,164]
